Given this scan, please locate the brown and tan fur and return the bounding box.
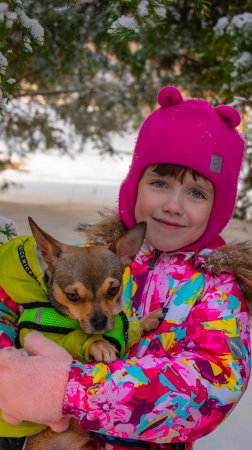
[203,241,252,313]
[25,420,95,450]
[25,217,165,450]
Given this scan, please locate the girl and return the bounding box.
[0,86,251,450]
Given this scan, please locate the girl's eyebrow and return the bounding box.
[144,171,162,179]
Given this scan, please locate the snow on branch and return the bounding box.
[214,12,252,81]
[214,12,252,37]
[108,0,167,40]
[0,0,44,113]
[109,14,139,34]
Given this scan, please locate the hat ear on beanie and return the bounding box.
[119,86,245,252]
[158,87,241,129]
[215,105,241,128]
[157,86,183,107]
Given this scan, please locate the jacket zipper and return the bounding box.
[142,251,161,315]
[148,251,161,270]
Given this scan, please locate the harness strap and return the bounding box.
[102,312,129,357]
[17,305,129,358]
[18,303,80,334]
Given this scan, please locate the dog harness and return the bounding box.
[17,301,130,357]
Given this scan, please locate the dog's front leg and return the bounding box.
[89,339,119,363]
[138,308,167,333]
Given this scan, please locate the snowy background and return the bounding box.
[0,134,133,207]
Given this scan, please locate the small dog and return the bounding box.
[14,217,165,450]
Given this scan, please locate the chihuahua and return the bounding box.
[20,217,165,450]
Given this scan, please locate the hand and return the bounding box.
[0,332,72,431]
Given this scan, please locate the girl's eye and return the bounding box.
[150,179,167,189]
[191,190,206,199]
[66,292,80,303]
[107,285,120,298]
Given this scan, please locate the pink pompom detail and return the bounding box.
[216,105,241,128]
[157,86,183,107]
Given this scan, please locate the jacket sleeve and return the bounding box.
[0,287,22,348]
[19,327,107,362]
[62,273,251,444]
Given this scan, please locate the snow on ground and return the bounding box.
[0,139,133,206]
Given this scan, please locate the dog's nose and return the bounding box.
[90,314,108,331]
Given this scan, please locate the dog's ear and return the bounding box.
[28,217,62,270]
[110,222,146,267]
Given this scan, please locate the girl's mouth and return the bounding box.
[153,218,186,228]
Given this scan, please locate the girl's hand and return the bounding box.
[0,332,72,431]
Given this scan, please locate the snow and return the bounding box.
[233,51,252,69]
[154,6,166,19]
[109,15,139,33]
[138,0,148,17]
[230,13,252,32]
[0,51,8,73]
[0,216,17,244]
[0,1,44,106]
[17,7,44,45]
[0,2,8,15]
[6,77,16,84]
[0,135,134,206]
[214,17,229,35]
[214,13,252,36]
[137,1,166,20]
[214,12,252,82]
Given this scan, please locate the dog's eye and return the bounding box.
[66,292,80,303]
[107,285,120,298]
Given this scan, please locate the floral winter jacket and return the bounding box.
[0,235,251,448]
[63,236,251,448]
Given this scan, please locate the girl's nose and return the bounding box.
[162,193,183,215]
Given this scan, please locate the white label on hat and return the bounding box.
[210,155,222,173]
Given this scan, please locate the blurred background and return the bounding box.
[0,1,251,448]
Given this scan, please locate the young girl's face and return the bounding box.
[135,166,214,252]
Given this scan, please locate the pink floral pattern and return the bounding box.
[87,382,133,429]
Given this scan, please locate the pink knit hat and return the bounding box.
[119,86,245,251]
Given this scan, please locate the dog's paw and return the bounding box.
[139,308,167,333]
[89,340,119,364]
